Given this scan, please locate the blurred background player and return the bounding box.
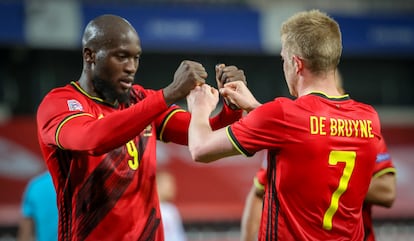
[17,171,58,241]
[157,170,187,241]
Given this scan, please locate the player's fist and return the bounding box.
[220,80,261,113]
[215,64,246,110]
[164,60,207,105]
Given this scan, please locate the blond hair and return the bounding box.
[281,9,342,74]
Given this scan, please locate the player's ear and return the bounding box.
[292,55,304,74]
[83,47,95,64]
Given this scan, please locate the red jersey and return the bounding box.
[37,82,241,241]
[229,93,382,241]
[254,139,396,241]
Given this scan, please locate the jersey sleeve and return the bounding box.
[156,101,243,145]
[37,85,169,155]
[228,98,290,156]
[254,167,267,191]
[373,138,396,178]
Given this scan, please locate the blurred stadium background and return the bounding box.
[0,0,413,240]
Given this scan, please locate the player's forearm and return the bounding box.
[58,91,168,155]
[188,109,238,162]
[188,110,214,162]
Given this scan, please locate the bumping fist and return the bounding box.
[164,60,208,106]
[215,64,247,110]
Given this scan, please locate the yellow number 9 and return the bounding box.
[126,140,139,170]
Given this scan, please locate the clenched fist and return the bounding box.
[163,60,208,105]
[215,63,247,109]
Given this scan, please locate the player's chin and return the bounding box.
[116,90,131,103]
[121,86,132,93]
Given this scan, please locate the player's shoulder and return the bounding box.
[253,97,294,114]
[263,97,294,108]
[42,82,82,101]
[132,84,146,92]
[38,82,86,114]
[349,100,382,123]
[32,171,51,183]
[132,84,156,96]
[273,96,294,103]
[350,99,378,113]
[27,172,51,190]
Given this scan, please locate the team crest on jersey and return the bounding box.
[67,99,83,111]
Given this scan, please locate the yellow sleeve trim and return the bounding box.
[225,126,253,157]
[158,108,186,142]
[373,167,397,179]
[253,177,265,191]
[55,113,94,149]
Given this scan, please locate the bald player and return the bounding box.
[36,14,245,240]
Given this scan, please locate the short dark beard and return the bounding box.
[92,77,131,105]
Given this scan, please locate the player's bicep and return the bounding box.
[55,113,96,150]
[212,128,240,155]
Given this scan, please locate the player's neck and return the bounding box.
[298,79,341,97]
[78,72,96,97]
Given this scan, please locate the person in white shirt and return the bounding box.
[157,170,187,241]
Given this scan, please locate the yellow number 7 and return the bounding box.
[323,150,356,230]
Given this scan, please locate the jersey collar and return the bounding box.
[70,81,119,108]
[309,91,350,101]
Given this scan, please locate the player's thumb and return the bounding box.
[219,87,236,98]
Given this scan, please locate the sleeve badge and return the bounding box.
[67,99,83,111]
